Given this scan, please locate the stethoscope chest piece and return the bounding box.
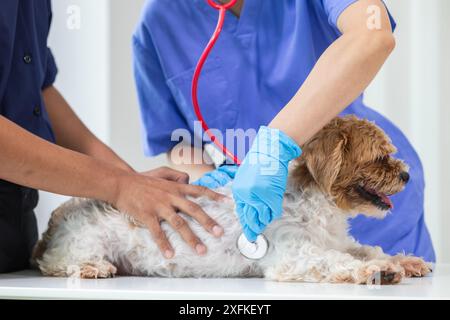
[237,233,268,260]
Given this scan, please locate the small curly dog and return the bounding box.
[33,116,431,284]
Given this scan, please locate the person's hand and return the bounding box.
[142,166,190,184]
[232,126,302,242]
[111,168,225,259]
[192,165,238,189]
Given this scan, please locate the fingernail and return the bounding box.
[196,244,207,255]
[212,225,224,237]
[216,194,227,201]
[164,250,174,259]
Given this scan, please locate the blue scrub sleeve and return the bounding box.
[132,32,190,157]
[42,48,58,89]
[321,0,396,34]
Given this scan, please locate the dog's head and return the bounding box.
[292,116,409,218]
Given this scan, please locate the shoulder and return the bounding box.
[138,0,194,28]
[134,0,195,46]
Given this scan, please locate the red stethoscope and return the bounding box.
[191,0,242,165]
[191,0,268,260]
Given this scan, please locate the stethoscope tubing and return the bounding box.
[192,0,268,259]
[191,0,241,165]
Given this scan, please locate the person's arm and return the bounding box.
[270,0,395,145]
[0,116,224,257]
[0,115,120,199]
[232,0,397,241]
[42,85,133,172]
[167,143,215,181]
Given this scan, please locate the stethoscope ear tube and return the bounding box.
[207,0,238,10]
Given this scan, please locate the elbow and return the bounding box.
[368,31,396,57]
[354,30,396,58]
[375,31,396,54]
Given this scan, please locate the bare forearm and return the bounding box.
[0,116,122,203]
[43,86,133,172]
[270,0,395,146]
[270,32,394,146]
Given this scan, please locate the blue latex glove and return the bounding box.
[192,165,238,189]
[232,126,302,242]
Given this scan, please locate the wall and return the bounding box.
[109,0,165,172]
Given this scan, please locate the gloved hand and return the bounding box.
[232,126,302,242]
[192,165,238,189]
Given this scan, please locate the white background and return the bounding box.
[36,0,450,263]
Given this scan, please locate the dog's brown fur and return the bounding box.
[292,116,408,217]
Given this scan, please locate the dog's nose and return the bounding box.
[400,171,410,183]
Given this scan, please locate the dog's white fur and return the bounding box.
[35,176,430,284]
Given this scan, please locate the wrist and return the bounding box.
[93,164,131,206]
[86,140,135,173]
[251,126,302,163]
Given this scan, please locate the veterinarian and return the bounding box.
[133,0,435,261]
[0,0,227,273]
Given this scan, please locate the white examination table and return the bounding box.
[0,264,449,300]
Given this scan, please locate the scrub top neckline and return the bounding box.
[193,0,261,37]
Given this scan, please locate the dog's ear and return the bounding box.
[303,128,347,194]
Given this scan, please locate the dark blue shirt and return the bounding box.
[0,0,58,142]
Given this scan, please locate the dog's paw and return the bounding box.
[358,260,405,285]
[78,261,117,279]
[392,255,432,278]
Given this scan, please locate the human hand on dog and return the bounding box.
[110,168,225,259]
[141,166,190,184]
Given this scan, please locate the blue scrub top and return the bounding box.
[0,0,58,143]
[133,0,435,261]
